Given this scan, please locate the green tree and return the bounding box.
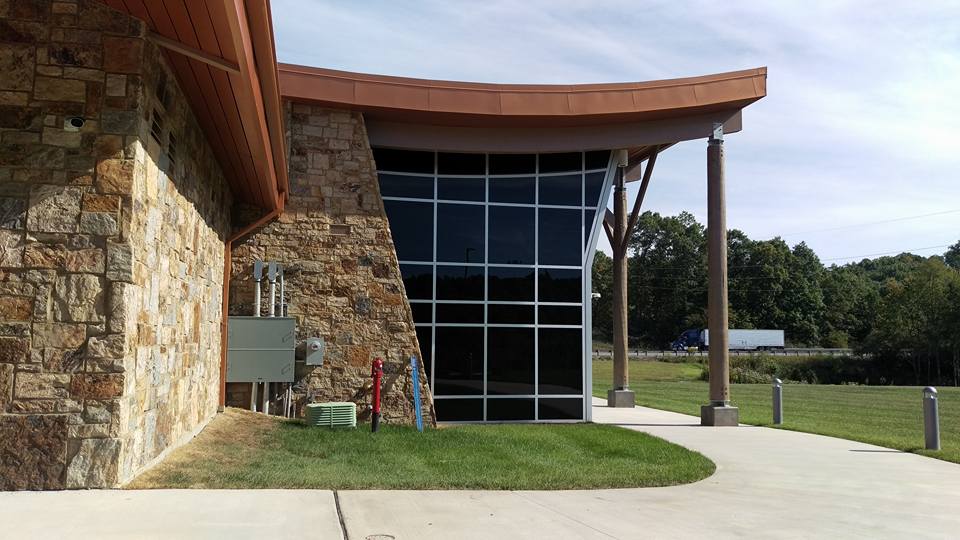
[591,251,613,343]
[780,242,825,345]
[863,259,960,384]
[819,265,878,346]
[945,240,960,270]
[628,211,706,348]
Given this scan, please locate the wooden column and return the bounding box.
[701,124,738,425]
[605,149,657,408]
[612,167,628,391]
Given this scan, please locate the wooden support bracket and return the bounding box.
[148,31,241,75]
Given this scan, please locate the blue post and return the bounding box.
[411,356,424,432]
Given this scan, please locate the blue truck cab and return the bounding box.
[671,329,702,351]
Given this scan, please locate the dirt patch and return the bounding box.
[126,408,281,489]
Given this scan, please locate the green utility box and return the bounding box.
[226,316,295,382]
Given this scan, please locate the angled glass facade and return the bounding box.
[376,149,612,421]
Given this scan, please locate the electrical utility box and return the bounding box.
[226,316,296,382]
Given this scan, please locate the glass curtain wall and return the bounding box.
[375,148,611,421]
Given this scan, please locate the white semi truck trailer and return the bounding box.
[671,329,785,351]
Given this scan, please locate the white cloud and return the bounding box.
[273,0,960,261]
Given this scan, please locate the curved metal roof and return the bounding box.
[279,64,766,127]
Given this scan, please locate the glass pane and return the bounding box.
[538,268,581,302]
[437,203,485,263]
[488,304,534,324]
[538,174,581,206]
[489,154,535,175]
[487,398,535,421]
[435,327,484,395]
[584,210,596,249]
[489,177,535,204]
[487,328,534,395]
[438,177,484,202]
[400,264,432,299]
[436,303,484,323]
[538,152,582,173]
[585,150,610,170]
[435,399,483,422]
[538,305,582,325]
[373,148,434,173]
[538,398,583,420]
[378,173,433,199]
[436,265,484,300]
[538,208,581,266]
[584,172,605,208]
[415,326,432,370]
[410,302,432,324]
[384,200,433,261]
[438,152,485,175]
[488,205,534,264]
[538,328,582,395]
[488,266,534,301]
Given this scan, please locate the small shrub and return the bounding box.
[699,354,876,384]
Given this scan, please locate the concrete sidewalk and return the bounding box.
[0,489,344,539]
[3,400,959,539]
[337,400,960,539]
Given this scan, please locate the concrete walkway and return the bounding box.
[3,399,959,539]
[337,399,960,539]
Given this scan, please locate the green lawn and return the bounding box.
[593,360,960,464]
[593,358,702,382]
[130,408,714,490]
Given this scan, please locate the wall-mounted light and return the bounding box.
[63,117,85,132]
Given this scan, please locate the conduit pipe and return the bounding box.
[219,194,284,411]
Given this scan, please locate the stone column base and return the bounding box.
[700,404,739,426]
[607,389,636,408]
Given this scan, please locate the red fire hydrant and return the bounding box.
[371,358,384,432]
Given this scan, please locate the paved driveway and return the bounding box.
[3,399,959,539]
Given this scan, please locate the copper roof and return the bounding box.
[279,64,767,128]
[103,1,765,204]
[99,0,288,210]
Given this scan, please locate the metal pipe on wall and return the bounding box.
[262,382,269,415]
[278,265,285,317]
[253,260,264,318]
[218,195,283,412]
[267,262,277,317]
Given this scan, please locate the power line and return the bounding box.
[622,243,952,272]
[819,244,952,263]
[773,209,960,238]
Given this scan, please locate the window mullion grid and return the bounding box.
[385,150,594,421]
[430,151,438,393]
[581,151,587,418]
[533,154,540,421]
[483,153,489,421]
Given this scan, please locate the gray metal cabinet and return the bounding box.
[226,316,295,382]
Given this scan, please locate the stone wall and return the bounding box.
[229,104,434,425]
[114,40,231,483]
[0,0,230,489]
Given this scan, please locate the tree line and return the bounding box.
[592,211,960,385]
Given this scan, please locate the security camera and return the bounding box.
[64,117,85,132]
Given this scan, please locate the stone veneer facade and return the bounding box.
[0,0,230,489]
[228,103,434,425]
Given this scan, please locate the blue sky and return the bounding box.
[272,0,960,263]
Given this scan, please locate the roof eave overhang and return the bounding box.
[99,0,288,211]
[278,63,765,168]
[278,63,766,128]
